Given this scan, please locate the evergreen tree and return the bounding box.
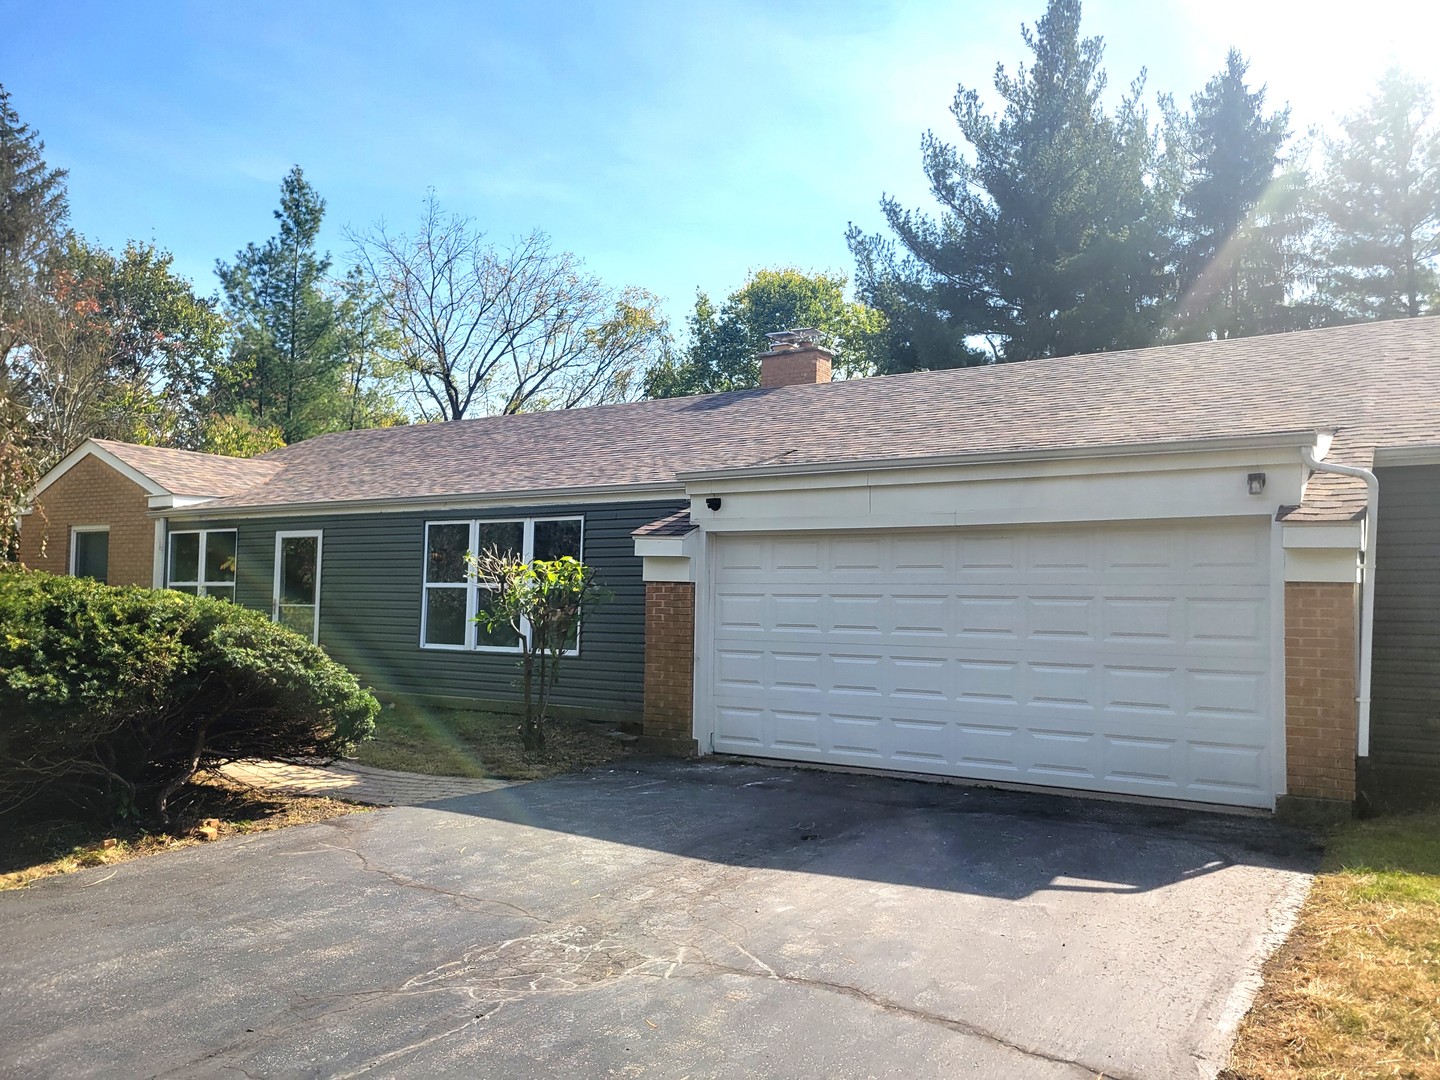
[0,83,68,556]
[214,167,345,441]
[850,0,1178,364]
[846,231,986,373]
[643,268,886,398]
[1173,50,1301,339]
[1316,68,1440,320]
[0,82,69,359]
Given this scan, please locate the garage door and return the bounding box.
[708,520,1277,808]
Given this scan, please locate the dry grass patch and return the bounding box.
[1226,809,1440,1079]
[0,775,365,892]
[349,703,635,780]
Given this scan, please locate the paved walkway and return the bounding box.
[218,759,517,806]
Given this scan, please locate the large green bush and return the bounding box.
[0,566,377,822]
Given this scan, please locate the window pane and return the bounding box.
[424,587,468,646]
[169,533,200,584]
[205,585,236,604]
[73,532,109,582]
[476,521,523,562]
[205,531,237,583]
[279,536,318,605]
[277,605,315,637]
[475,588,522,649]
[533,519,582,562]
[426,524,470,583]
[171,584,198,596]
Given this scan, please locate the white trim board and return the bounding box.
[31,440,168,504]
[157,482,687,522]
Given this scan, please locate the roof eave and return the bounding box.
[155,480,690,521]
[676,429,1333,483]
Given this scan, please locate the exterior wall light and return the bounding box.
[1247,472,1266,495]
[706,496,723,511]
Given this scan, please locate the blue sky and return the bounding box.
[3,1,1435,331]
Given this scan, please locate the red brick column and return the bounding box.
[1283,581,1358,806]
[642,581,697,754]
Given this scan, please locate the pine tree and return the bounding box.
[214,167,345,441]
[0,82,69,556]
[1173,51,1300,339]
[1317,69,1440,320]
[851,0,1178,364]
[0,82,69,356]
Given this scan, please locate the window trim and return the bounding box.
[166,528,238,599]
[419,516,585,655]
[273,530,323,644]
[69,525,110,581]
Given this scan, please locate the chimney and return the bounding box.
[758,328,833,389]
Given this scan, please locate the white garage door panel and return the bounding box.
[709,522,1276,808]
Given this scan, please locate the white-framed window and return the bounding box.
[69,526,110,582]
[420,517,584,654]
[274,531,323,643]
[167,529,238,602]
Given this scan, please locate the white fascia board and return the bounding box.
[641,554,698,583]
[148,493,221,510]
[1281,523,1365,550]
[1373,445,1440,467]
[677,430,1328,486]
[1285,548,1361,583]
[156,481,688,521]
[31,440,168,501]
[634,533,697,558]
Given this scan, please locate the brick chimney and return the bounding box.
[758,328,833,389]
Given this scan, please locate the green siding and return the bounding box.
[1373,465,1440,771]
[173,499,685,718]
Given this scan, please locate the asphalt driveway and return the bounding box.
[0,761,1316,1079]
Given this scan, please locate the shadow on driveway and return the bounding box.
[415,757,1318,903]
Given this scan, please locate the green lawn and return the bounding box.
[349,702,636,781]
[1226,809,1440,1079]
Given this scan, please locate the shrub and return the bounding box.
[468,551,608,751]
[0,566,377,822]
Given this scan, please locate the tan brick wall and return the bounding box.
[643,581,696,751]
[1285,581,1359,802]
[16,455,156,587]
[759,347,832,388]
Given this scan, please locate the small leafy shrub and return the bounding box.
[0,566,377,822]
[468,551,608,751]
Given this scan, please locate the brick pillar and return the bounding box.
[642,581,697,755]
[1282,581,1358,811]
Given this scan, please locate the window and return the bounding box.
[274,532,322,643]
[421,517,584,653]
[167,529,237,601]
[70,527,109,582]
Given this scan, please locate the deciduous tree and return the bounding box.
[468,550,606,751]
[644,267,887,397]
[351,195,665,420]
[11,237,225,465]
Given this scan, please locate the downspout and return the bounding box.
[1299,447,1378,758]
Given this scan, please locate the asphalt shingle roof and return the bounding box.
[177,318,1440,522]
[92,439,284,498]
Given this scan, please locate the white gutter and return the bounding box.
[1300,446,1378,758]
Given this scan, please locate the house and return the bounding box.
[18,318,1440,815]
